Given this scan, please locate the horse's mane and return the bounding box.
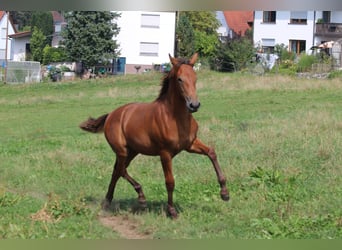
[156,58,191,101]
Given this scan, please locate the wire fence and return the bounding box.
[0,60,41,84]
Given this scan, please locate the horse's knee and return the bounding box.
[165,181,175,191]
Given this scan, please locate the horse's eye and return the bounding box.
[178,78,183,84]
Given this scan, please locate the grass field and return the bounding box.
[0,71,341,239]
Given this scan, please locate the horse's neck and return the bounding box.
[164,83,190,119]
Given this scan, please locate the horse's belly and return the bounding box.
[125,128,194,156]
[117,102,196,156]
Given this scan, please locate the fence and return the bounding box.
[332,39,342,69]
[0,60,41,84]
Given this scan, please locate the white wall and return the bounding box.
[216,11,229,37]
[11,37,29,61]
[0,12,15,60]
[254,11,315,53]
[116,11,176,66]
[331,11,342,23]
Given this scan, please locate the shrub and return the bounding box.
[43,45,68,65]
[296,54,318,72]
[328,70,342,79]
[274,43,295,62]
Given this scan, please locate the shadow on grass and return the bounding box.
[84,195,183,217]
[112,198,183,217]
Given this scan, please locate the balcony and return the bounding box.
[315,23,342,37]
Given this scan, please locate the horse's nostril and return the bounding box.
[190,102,200,109]
[188,102,200,113]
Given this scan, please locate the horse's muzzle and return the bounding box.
[187,101,201,113]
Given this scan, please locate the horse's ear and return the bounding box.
[189,53,199,66]
[169,54,178,66]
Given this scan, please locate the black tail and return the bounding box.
[79,114,109,133]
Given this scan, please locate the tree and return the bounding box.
[183,11,220,34]
[30,27,46,63]
[179,11,220,58]
[10,11,32,31]
[215,37,255,72]
[175,13,195,58]
[62,11,120,69]
[31,11,54,46]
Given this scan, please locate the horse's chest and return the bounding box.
[163,120,197,151]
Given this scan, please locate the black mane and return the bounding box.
[156,58,192,101]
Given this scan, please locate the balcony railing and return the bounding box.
[315,23,342,37]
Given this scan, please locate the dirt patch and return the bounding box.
[30,203,54,223]
[99,215,152,239]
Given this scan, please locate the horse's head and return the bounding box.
[169,53,200,113]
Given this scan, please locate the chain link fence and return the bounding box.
[0,60,41,84]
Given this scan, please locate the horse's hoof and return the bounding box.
[221,192,230,201]
[138,199,147,209]
[101,199,111,210]
[138,196,147,205]
[167,205,178,219]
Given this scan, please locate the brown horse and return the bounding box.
[79,53,229,218]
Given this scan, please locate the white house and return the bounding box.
[115,11,176,74]
[253,11,342,54]
[254,11,316,55]
[0,11,15,61]
[8,31,31,61]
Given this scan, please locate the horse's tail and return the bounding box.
[79,114,109,133]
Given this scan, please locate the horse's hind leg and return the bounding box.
[187,138,229,201]
[102,155,127,209]
[120,152,146,204]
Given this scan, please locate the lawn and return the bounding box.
[0,71,341,239]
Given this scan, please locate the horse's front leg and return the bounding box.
[160,151,178,219]
[187,138,229,201]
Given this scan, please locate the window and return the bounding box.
[290,11,307,24]
[261,38,275,53]
[322,11,331,23]
[263,11,276,23]
[25,43,31,61]
[289,40,306,54]
[141,14,160,28]
[55,24,62,33]
[140,42,159,56]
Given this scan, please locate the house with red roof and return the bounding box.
[217,11,254,39]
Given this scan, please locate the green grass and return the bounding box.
[0,71,342,239]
